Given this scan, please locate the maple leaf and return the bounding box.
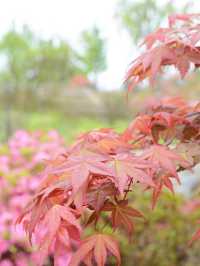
[176,142,200,165]
[125,45,175,90]
[16,180,74,244]
[143,28,170,49]
[111,153,155,194]
[72,128,129,154]
[125,13,200,91]
[176,54,190,78]
[168,13,200,27]
[140,144,190,179]
[149,46,175,85]
[17,197,50,244]
[123,111,185,144]
[69,233,121,266]
[102,200,143,235]
[31,205,81,265]
[48,152,113,195]
[142,96,189,114]
[123,115,151,142]
[182,122,199,141]
[161,97,189,111]
[152,112,183,128]
[86,180,117,211]
[152,174,175,209]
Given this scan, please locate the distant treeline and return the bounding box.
[0,25,107,90]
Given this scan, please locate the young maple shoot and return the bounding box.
[18,14,200,266]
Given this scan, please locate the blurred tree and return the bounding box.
[0,25,34,91]
[116,0,192,44]
[0,26,81,138]
[79,26,107,88]
[0,26,81,90]
[0,25,35,139]
[29,39,80,87]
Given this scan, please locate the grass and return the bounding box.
[13,111,129,143]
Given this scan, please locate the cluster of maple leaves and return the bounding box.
[18,14,200,266]
[126,13,200,91]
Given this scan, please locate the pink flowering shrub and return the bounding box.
[0,130,65,265]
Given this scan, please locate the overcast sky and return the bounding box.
[0,0,198,89]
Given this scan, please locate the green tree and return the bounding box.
[0,26,35,138]
[0,26,80,138]
[79,26,107,87]
[0,26,80,90]
[116,0,192,44]
[0,25,34,91]
[29,39,79,87]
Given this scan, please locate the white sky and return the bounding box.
[0,0,132,89]
[0,0,198,89]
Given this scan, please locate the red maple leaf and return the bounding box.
[102,199,143,234]
[152,174,175,209]
[48,151,113,193]
[72,128,129,154]
[140,144,190,179]
[86,180,117,211]
[125,13,200,91]
[69,233,121,266]
[110,153,155,194]
[32,205,81,265]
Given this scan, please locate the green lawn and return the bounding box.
[17,111,129,143]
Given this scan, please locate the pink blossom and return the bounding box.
[0,260,13,266]
[0,130,66,264]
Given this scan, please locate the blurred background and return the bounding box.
[0,0,199,142]
[0,1,200,265]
